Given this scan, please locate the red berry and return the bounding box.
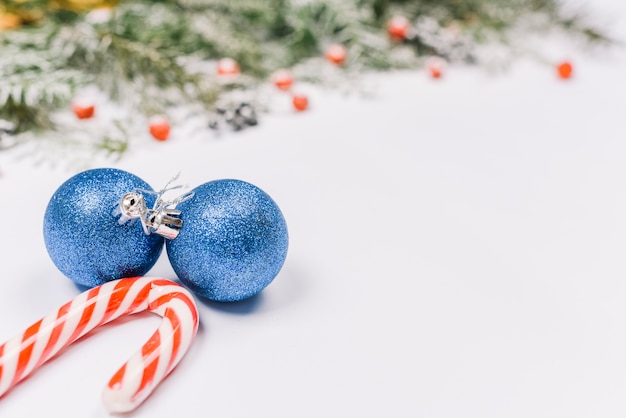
[325,44,347,65]
[292,94,308,111]
[429,65,442,79]
[72,100,95,119]
[387,16,410,41]
[217,58,240,76]
[427,58,445,79]
[557,61,573,79]
[272,69,294,91]
[149,116,170,141]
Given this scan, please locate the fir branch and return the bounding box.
[0,26,86,132]
[0,0,613,158]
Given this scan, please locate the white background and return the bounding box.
[1,1,626,416]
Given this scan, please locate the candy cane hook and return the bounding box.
[0,276,199,413]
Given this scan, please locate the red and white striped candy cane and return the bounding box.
[0,276,199,413]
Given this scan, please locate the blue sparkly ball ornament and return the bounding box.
[166,179,288,302]
[43,168,164,288]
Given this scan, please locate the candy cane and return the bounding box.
[0,276,199,413]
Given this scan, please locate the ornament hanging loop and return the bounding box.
[119,173,194,239]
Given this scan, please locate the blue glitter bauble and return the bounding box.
[166,179,288,302]
[43,168,164,288]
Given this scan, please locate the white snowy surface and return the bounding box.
[1,1,626,417]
